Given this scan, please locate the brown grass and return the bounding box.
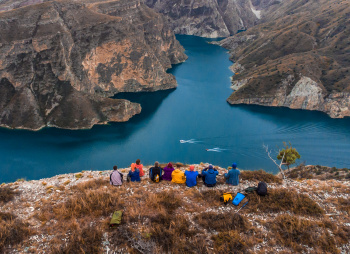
[0,186,19,203]
[269,214,340,253]
[244,188,324,216]
[0,212,32,252]
[212,230,252,254]
[195,212,250,232]
[241,170,282,184]
[51,225,102,254]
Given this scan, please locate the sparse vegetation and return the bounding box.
[0,186,19,203]
[277,142,301,169]
[1,165,349,253]
[241,169,282,183]
[0,212,32,252]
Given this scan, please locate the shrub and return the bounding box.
[0,212,32,252]
[240,170,282,184]
[269,214,339,253]
[194,212,250,232]
[54,189,123,219]
[245,188,324,216]
[212,230,249,254]
[0,186,19,203]
[52,225,102,254]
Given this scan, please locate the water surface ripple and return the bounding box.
[1,35,349,182]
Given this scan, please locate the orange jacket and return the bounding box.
[171,169,186,184]
[131,163,144,177]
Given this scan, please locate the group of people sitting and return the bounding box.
[110,159,241,188]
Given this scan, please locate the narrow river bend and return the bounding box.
[1,35,350,183]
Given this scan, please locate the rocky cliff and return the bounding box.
[0,0,186,130]
[218,0,350,118]
[145,0,260,38]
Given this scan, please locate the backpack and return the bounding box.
[220,193,233,205]
[109,210,123,228]
[244,186,258,194]
[232,193,246,206]
[257,182,267,196]
[154,174,160,183]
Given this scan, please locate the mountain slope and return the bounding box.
[0,0,186,130]
[218,0,350,118]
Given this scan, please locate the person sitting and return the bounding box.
[162,162,175,181]
[225,162,240,186]
[185,165,199,187]
[171,167,186,184]
[110,165,123,186]
[201,164,218,187]
[127,166,141,182]
[149,161,163,182]
[131,159,144,177]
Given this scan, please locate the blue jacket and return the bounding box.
[185,171,199,187]
[225,169,240,185]
[202,169,218,185]
[128,169,141,182]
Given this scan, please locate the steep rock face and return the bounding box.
[219,0,350,118]
[0,0,186,130]
[145,0,259,38]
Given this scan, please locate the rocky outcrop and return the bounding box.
[0,0,186,130]
[219,0,350,118]
[145,0,259,38]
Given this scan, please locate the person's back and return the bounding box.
[171,169,186,184]
[185,165,198,187]
[149,162,162,182]
[225,163,240,186]
[202,165,218,187]
[128,168,141,182]
[131,159,144,177]
[110,166,123,186]
[163,163,174,181]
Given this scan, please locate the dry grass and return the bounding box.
[0,212,32,252]
[51,225,102,254]
[244,188,324,216]
[269,214,344,253]
[241,170,282,184]
[195,212,250,232]
[286,165,350,180]
[212,230,253,254]
[0,186,19,203]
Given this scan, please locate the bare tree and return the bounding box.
[263,144,286,179]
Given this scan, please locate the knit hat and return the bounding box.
[209,164,213,169]
[232,163,237,169]
[189,165,195,171]
[167,162,173,168]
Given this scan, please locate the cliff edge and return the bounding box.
[218,0,350,118]
[0,0,187,130]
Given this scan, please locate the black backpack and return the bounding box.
[257,182,267,196]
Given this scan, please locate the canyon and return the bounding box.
[0,0,186,130]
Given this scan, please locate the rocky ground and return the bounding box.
[1,163,349,253]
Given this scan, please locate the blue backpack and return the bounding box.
[232,193,245,206]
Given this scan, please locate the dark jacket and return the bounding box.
[128,169,141,182]
[225,169,240,185]
[149,166,163,182]
[202,168,218,185]
[185,171,199,187]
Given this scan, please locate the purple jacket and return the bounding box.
[162,166,175,181]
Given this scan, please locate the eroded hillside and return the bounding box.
[218,0,350,118]
[0,0,186,130]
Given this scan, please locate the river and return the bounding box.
[1,35,350,183]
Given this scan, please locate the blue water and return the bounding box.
[1,35,350,183]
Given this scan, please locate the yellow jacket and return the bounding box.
[171,169,186,184]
